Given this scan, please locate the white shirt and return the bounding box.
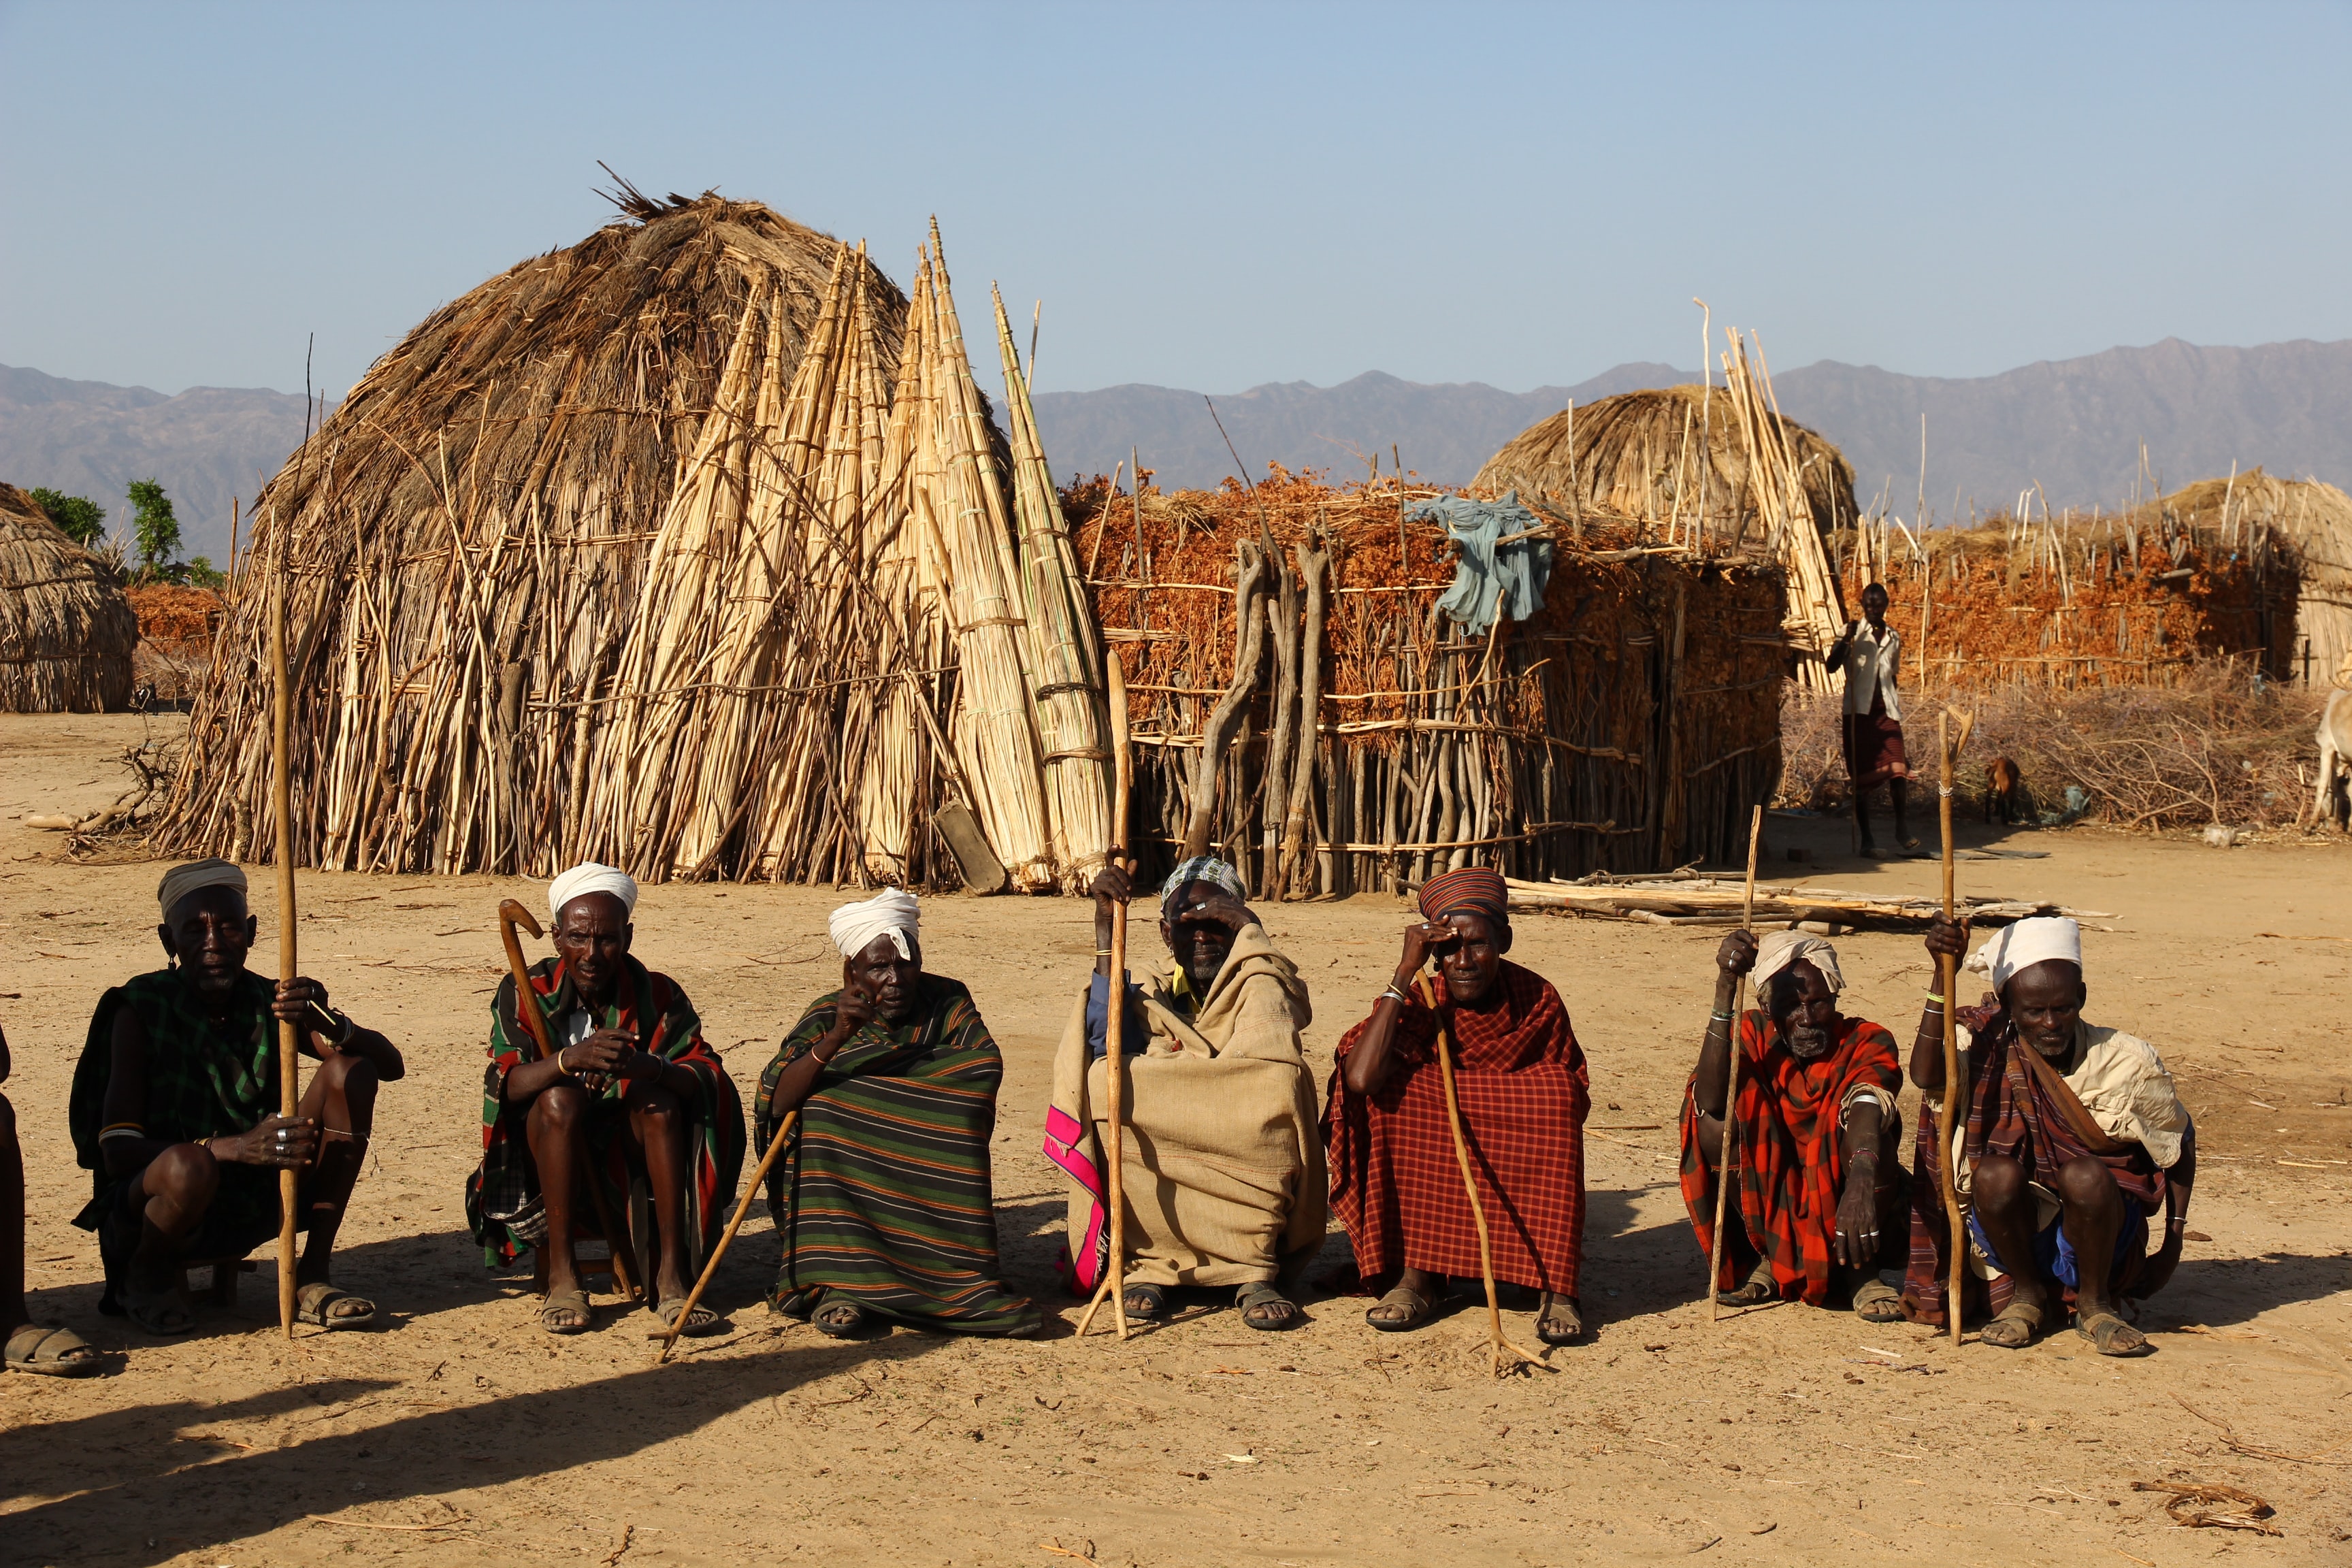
[1840,620,1904,719]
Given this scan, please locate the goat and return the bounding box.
[2314,687,2352,831]
[1984,755,2027,825]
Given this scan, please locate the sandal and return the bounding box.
[645,1296,723,1339]
[1851,1277,1904,1324]
[540,1286,593,1335]
[121,1281,194,1337]
[1235,1281,1301,1332]
[1979,1297,2042,1350]
[1715,1258,1777,1309]
[2075,1308,2152,1358]
[1365,1284,1435,1333]
[813,1297,874,1339]
[5,1322,103,1377]
[295,1281,377,1331]
[1120,1282,1168,1322]
[1536,1294,1583,1345]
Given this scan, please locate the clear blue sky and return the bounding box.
[3,1,2347,401]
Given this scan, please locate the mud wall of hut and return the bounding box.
[1073,474,1786,894]
[1833,510,2299,691]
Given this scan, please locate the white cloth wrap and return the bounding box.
[1753,928,1844,994]
[1965,916,2081,992]
[548,862,639,921]
[157,858,248,916]
[830,887,919,960]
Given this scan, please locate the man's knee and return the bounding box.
[2055,1157,2119,1213]
[316,1050,379,1102]
[630,1084,683,1124]
[1972,1154,2027,1212]
[528,1083,592,1134]
[146,1141,221,1205]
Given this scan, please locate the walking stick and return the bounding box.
[654,1110,798,1364]
[1936,710,1973,1347]
[270,554,299,1339]
[1414,972,1545,1375]
[497,899,640,1302]
[1706,804,1765,1322]
[1077,651,1135,1340]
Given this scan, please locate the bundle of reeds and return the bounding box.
[1070,468,1786,894]
[1715,332,1846,689]
[0,480,138,713]
[1503,872,2108,930]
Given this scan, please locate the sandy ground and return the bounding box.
[2,712,2349,1567]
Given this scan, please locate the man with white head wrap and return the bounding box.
[68,860,405,1337]
[1902,915,2196,1356]
[465,862,745,1338]
[755,888,1039,1339]
[1045,856,1324,1332]
[1681,927,1906,1320]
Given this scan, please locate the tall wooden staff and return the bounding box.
[653,1108,797,1365]
[1414,972,1544,1375]
[1076,651,1135,1339]
[270,536,299,1338]
[1706,804,1765,1322]
[1936,710,1973,1347]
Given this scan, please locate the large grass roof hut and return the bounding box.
[2145,470,2352,683]
[0,480,137,712]
[157,190,1113,889]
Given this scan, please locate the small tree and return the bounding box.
[29,487,106,547]
[183,556,227,589]
[127,479,182,581]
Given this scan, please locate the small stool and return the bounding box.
[178,1256,258,1308]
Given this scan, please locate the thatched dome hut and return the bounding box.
[0,480,138,712]
[157,186,913,873]
[1474,385,1859,540]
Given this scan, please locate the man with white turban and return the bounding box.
[754,887,1039,1338]
[1903,916,2196,1356]
[465,862,745,1337]
[1045,856,1325,1331]
[69,859,405,1336]
[1680,928,1906,1320]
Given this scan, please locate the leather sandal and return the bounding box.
[1365,1284,1435,1333]
[1235,1281,1300,1331]
[295,1281,377,1330]
[1850,1277,1904,1323]
[1979,1297,2042,1349]
[813,1296,874,1339]
[540,1286,593,1335]
[5,1323,103,1377]
[2075,1308,2152,1357]
[1536,1294,1583,1345]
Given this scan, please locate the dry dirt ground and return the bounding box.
[3,713,2349,1567]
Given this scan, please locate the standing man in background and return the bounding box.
[1827,583,1916,855]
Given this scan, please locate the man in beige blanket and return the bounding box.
[1045,857,1325,1330]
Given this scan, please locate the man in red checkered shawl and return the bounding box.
[1322,867,1589,1343]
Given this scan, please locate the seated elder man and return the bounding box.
[7,1022,100,1373]
[1323,867,1590,1344]
[1046,857,1325,1331]
[1904,916,2196,1356]
[757,889,1039,1339]
[465,863,745,1338]
[1679,928,1906,1320]
[69,859,404,1335]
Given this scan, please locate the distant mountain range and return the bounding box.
[1037,339,2352,517]
[6,338,2347,560]
[0,364,317,563]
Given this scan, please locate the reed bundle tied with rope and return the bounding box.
[1067,467,1786,896]
[154,186,1109,894]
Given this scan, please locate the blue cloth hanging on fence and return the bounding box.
[1408,491,1554,635]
